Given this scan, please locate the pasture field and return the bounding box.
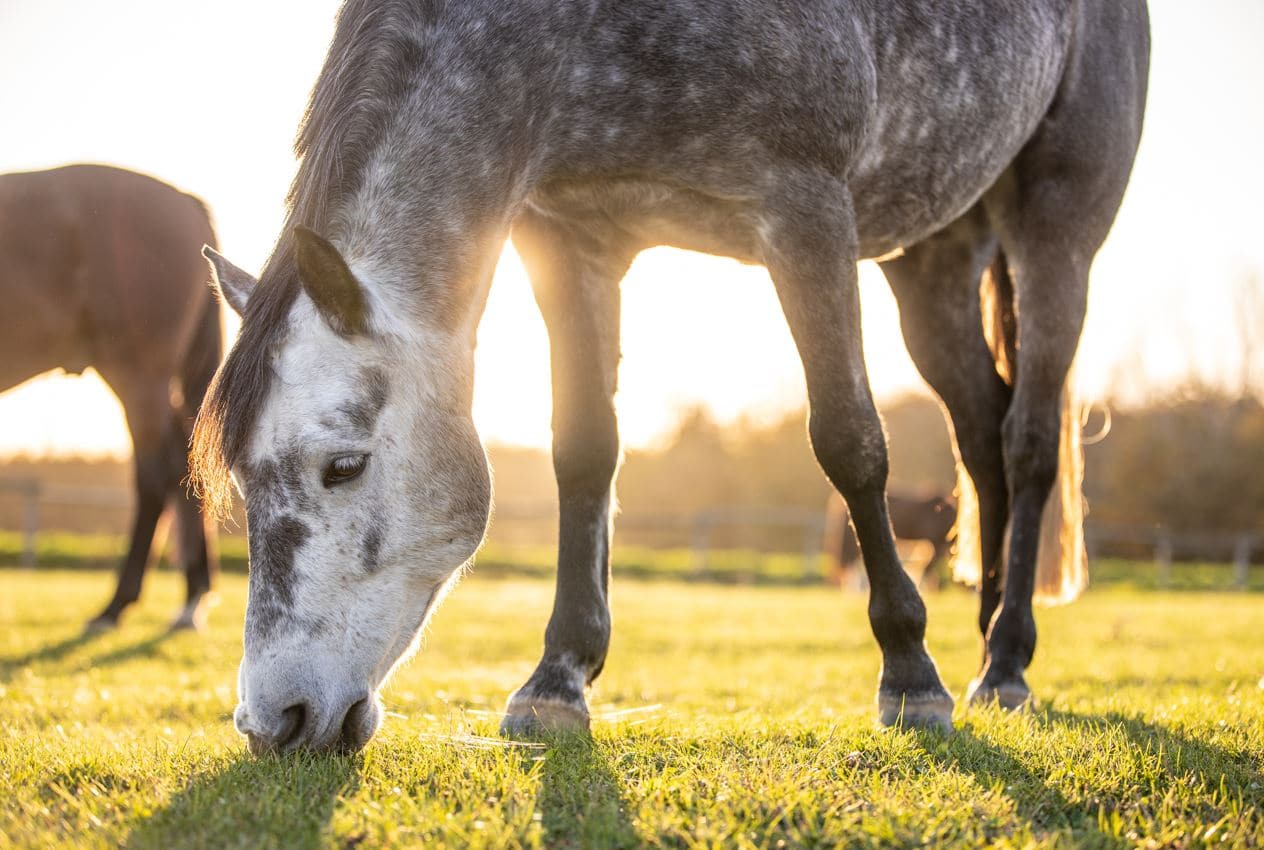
[1,567,1262,849]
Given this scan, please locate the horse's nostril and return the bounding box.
[243,701,310,756]
[339,698,369,750]
[275,702,308,751]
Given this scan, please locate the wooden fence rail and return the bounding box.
[0,477,1257,587]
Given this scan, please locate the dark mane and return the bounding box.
[191,0,443,517]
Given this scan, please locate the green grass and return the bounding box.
[4,530,1259,591]
[1,566,1262,849]
[0,531,830,584]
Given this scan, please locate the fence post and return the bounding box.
[22,480,40,569]
[801,517,823,584]
[1233,536,1252,591]
[1155,530,1173,588]
[691,513,711,579]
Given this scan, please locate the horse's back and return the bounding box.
[0,164,216,391]
[536,0,1146,260]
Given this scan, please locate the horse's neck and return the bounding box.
[318,12,560,330]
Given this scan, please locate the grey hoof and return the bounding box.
[499,693,590,738]
[169,601,208,633]
[966,677,1032,711]
[877,690,955,733]
[84,616,118,635]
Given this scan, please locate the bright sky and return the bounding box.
[1,1,1261,458]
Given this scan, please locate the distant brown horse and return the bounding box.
[0,164,221,630]
[825,490,956,591]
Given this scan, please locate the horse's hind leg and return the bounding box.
[971,28,1146,705]
[880,208,1011,649]
[965,206,1091,709]
[500,210,635,736]
[88,389,182,630]
[763,174,953,731]
[170,432,215,632]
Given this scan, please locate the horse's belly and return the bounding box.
[528,178,766,265]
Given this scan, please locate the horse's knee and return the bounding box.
[552,407,619,500]
[990,603,1036,660]
[808,407,888,498]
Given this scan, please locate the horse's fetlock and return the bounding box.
[868,594,928,649]
[988,609,1037,666]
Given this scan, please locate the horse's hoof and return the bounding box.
[83,616,118,635]
[966,677,1032,711]
[877,690,955,733]
[169,601,208,633]
[499,693,590,738]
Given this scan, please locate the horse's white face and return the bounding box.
[204,231,491,754]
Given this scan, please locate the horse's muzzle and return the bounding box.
[235,691,380,755]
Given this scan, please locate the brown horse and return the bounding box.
[825,490,956,591]
[0,164,221,630]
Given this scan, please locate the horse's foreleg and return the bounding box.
[500,211,633,736]
[763,176,953,732]
[881,209,1011,649]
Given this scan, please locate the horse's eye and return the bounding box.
[322,454,368,488]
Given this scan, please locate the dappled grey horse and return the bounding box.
[0,164,221,631]
[194,0,1149,752]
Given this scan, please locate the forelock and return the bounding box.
[191,266,299,519]
[192,0,445,517]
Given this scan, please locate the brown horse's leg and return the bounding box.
[500,210,636,736]
[89,394,183,630]
[881,208,1011,648]
[171,292,221,630]
[763,176,952,731]
[170,455,215,631]
[923,536,953,592]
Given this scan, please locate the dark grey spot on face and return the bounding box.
[243,460,313,642]
[340,367,389,435]
[361,521,384,574]
[305,615,333,638]
[246,514,311,641]
[277,445,317,512]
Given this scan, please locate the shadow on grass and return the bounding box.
[0,630,100,681]
[533,733,641,850]
[124,751,360,850]
[914,706,1264,842]
[0,628,177,683]
[914,724,1112,840]
[1047,708,1264,794]
[78,629,175,670]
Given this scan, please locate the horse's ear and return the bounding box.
[203,245,258,316]
[293,226,368,336]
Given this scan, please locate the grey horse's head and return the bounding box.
[197,230,491,753]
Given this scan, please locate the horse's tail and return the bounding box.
[951,249,1088,605]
